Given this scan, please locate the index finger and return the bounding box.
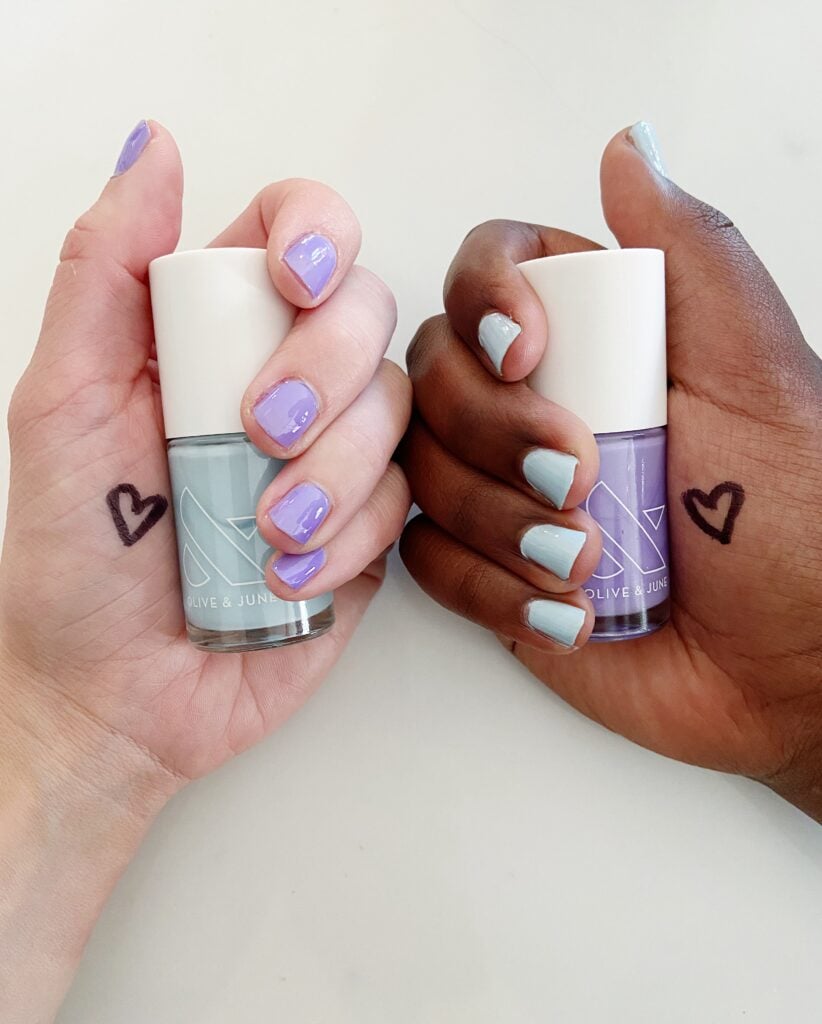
[444,220,603,380]
[209,178,361,308]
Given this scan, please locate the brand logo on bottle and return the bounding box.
[585,481,667,581]
[177,487,266,588]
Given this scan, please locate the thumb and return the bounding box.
[32,120,183,396]
[600,122,809,408]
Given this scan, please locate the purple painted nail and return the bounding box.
[272,548,326,590]
[269,482,330,544]
[253,379,318,448]
[283,233,337,298]
[113,120,151,176]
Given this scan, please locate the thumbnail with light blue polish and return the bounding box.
[520,524,587,581]
[627,120,667,177]
[478,312,521,374]
[522,449,579,508]
[527,600,585,648]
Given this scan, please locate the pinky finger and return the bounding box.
[399,514,593,653]
[265,463,410,601]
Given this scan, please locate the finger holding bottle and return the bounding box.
[210,177,361,308]
[443,219,602,380]
[256,359,411,554]
[241,265,398,460]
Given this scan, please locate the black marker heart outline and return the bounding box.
[681,481,745,545]
[106,484,168,547]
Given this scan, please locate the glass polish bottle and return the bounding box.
[149,248,334,652]
[518,249,669,641]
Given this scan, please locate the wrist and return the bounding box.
[763,739,822,825]
[0,646,181,824]
[0,648,179,1021]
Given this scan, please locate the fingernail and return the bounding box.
[520,524,586,581]
[526,599,586,648]
[253,379,318,448]
[283,233,337,298]
[522,449,579,508]
[478,312,521,375]
[113,120,151,177]
[272,548,326,590]
[628,120,667,177]
[269,482,330,544]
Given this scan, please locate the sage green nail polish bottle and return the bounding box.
[150,248,334,652]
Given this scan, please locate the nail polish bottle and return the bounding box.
[149,248,334,652]
[518,249,669,641]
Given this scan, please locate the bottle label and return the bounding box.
[168,438,332,631]
[583,430,669,619]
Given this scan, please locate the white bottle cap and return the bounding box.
[517,248,667,435]
[149,248,296,439]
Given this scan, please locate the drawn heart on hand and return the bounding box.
[681,481,745,545]
[106,483,168,547]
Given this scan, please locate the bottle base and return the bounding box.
[588,597,670,643]
[187,604,335,653]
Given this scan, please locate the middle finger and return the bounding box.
[242,265,397,459]
[406,314,599,511]
[256,359,411,553]
[403,418,602,592]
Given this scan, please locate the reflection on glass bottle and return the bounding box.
[168,434,333,652]
[584,427,669,640]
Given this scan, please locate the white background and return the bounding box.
[2,1,822,1021]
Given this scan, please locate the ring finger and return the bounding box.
[407,315,599,511]
[265,463,411,600]
[400,516,593,652]
[403,419,602,592]
[256,359,411,552]
[242,265,397,459]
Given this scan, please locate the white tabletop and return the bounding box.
[3,1,822,1020]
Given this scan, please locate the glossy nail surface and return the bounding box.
[628,121,667,177]
[113,120,151,176]
[272,548,326,590]
[522,449,578,508]
[478,312,521,375]
[527,599,585,648]
[253,379,318,448]
[269,482,330,544]
[520,523,586,581]
[283,233,337,298]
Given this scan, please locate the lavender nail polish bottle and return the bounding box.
[149,248,334,652]
[518,249,669,641]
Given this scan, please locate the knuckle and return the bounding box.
[351,266,397,324]
[462,218,517,246]
[59,215,100,264]
[406,315,446,375]
[6,378,30,437]
[380,359,412,413]
[690,199,736,234]
[454,559,494,621]
[451,475,496,539]
[363,466,411,541]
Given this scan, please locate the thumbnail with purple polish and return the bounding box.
[283,233,337,298]
[113,120,151,176]
[273,548,326,590]
[269,482,330,543]
[253,379,318,448]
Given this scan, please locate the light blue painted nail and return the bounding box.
[628,120,667,177]
[478,312,521,375]
[520,524,587,581]
[527,600,586,648]
[522,449,578,508]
